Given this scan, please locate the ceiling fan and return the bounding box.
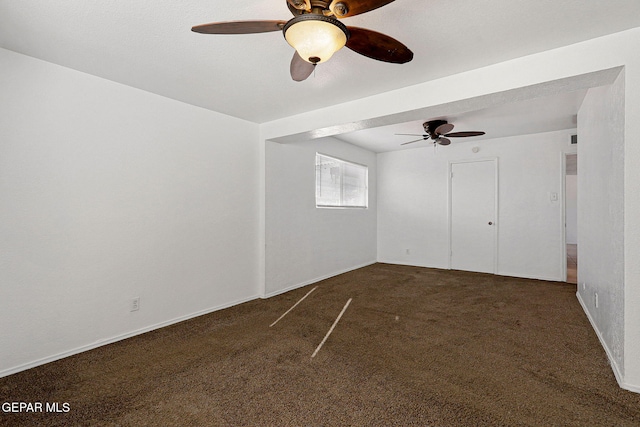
[398,119,486,146]
[191,0,413,82]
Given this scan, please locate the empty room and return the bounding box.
[2,1,640,425]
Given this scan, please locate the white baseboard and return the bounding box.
[497,271,563,282]
[375,259,444,269]
[576,291,639,394]
[376,261,564,282]
[622,382,640,393]
[0,294,259,379]
[262,261,376,299]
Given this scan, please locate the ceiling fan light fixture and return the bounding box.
[283,15,349,64]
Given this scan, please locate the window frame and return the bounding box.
[315,152,369,209]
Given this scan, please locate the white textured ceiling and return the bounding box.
[336,89,587,152]
[1,0,639,126]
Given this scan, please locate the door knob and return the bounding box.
[488,221,493,225]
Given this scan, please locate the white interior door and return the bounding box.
[450,160,497,273]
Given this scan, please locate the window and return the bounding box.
[315,153,368,208]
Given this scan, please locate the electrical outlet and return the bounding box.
[582,282,586,290]
[131,297,140,312]
[594,292,599,309]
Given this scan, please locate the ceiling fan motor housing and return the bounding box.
[423,119,448,138]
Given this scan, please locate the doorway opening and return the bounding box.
[565,153,577,283]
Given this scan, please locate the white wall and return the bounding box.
[0,48,260,376]
[377,130,575,281]
[577,74,626,377]
[565,174,578,245]
[265,137,376,296]
[377,147,446,268]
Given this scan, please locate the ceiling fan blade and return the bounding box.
[444,131,486,138]
[395,133,428,137]
[191,20,286,34]
[401,138,426,146]
[436,137,451,146]
[434,123,454,135]
[345,27,413,64]
[330,0,395,18]
[290,52,315,82]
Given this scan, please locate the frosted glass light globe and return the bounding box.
[284,16,348,64]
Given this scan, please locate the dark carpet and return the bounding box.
[2,263,639,426]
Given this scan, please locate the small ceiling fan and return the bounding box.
[192,0,413,82]
[398,119,486,146]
